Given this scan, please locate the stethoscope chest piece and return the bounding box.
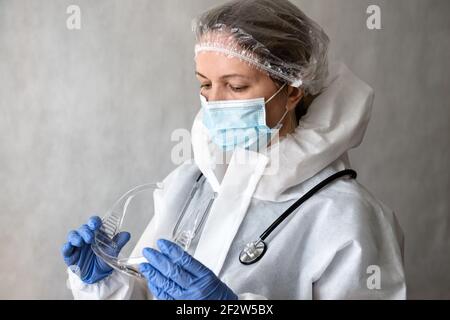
[239,240,267,265]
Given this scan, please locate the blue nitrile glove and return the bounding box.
[139,239,238,300]
[61,216,130,284]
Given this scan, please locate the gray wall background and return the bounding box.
[0,0,448,299]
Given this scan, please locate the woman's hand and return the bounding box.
[61,216,130,284]
[139,239,237,300]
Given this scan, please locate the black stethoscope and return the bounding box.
[239,169,357,265]
[179,169,357,265]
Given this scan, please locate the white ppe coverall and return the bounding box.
[67,62,407,300]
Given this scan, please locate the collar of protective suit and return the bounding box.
[191,61,374,202]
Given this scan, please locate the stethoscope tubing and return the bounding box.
[238,169,357,265]
[180,168,357,266]
[259,169,357,241]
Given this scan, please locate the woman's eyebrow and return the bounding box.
[195,71,251,80]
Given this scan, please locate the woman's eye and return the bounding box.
[229,85,248,92]
[200,84,211,90]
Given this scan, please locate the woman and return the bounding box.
[62,0,406,299]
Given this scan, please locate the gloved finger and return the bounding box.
[87,216,102,231]
[113,231,131,250]
[64,248,80,266]
[61,242,75,257]
[77,224,94,244]
[140,263,183,298]
[157,239,185,260]
[147,280,174,300]
[67,230,84,247]
[157,239,209,277]
[61,242,80,266]
[142,247,194,289]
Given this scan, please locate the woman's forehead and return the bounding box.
[195,51,265,81]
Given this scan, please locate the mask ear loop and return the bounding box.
[265,83,289,130]
[274,106,289,130]
[265,82,287,105]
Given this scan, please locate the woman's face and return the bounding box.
[195,51,303,137]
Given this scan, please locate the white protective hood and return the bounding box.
[191,62,375,202]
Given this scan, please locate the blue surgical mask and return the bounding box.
[200,83,288,151]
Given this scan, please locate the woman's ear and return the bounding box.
[286,87,303,111]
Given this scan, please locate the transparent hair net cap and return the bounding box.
[194,27,303,88]
[192,0,330,94]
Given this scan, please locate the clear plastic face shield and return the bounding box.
[91,183,160,279]
[91,177,215,279]
[171,174,216,250]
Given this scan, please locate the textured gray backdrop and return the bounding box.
[0,0,449,299]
